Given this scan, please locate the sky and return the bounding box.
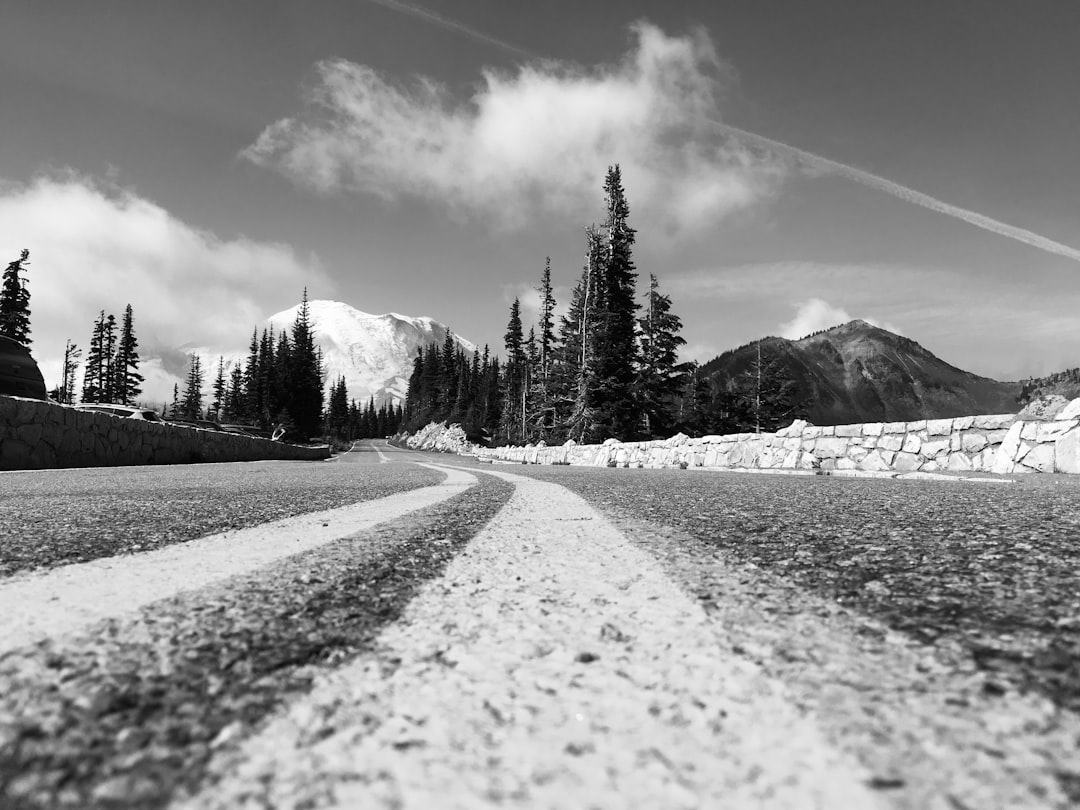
[2,0,1079,404]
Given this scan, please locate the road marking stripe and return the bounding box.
[0,466,477,654]
[181,465,882,809]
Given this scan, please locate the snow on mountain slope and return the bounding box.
[195,300,475,408]
[272,300,475,407]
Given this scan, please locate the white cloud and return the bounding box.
[243,22,785,232]
[778,297,903,340]
[0,174,328,402]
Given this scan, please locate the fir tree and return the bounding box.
[0,249,31,345]
[500,299,526,443]
[243,329,261,421]
[286,290,324,438]
[735,342,804,434]
[181,354,204,419]
[99,314,117,403]
[224,364,245,422]
[210,357,227,419]
[170,383,181,419]
[326,375,349,440]
[59,340,82,405]
[440,329,458,412]
[587,165,640,441]
[113,304,143,405]
[82,311,108,403]
[537,257,556,380]
[636,274,688,437]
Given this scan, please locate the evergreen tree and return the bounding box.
[326,375,349,440]
[587,165,640,441]
[224,364,245,422]
[440,329,458,412]
[113,304,143,405]
[181,354,204,419]
[60,340,81,405]
[257,328,276,425]
[286,290,324,438]
[500,299,526,443]
[735,342,804,434]
[563,228,605,441]
[0,249,31,345]
[210,357,227,419]
[635,274,688,437]
[100,314,117,403]
[170,383,181,419]
[537,257,556,380]
[404,347,424,426]
[243,329,261,421]
[82,311,108,403]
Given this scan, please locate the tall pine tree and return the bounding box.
[635,274,687,437]
[82,311,108,403]
[286,290,324,438]
[181,354,204,419]
[113,304,143,405]
[587,165,640,441]
[0,249,31,345]
[58,340,81,404]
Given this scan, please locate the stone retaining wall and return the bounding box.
[1,396,330,471]
[413,398,1080,475]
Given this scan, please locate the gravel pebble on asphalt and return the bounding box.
[183,465,883,810]
[0,461,443,578]
[0,470,513,810]
[507,466,1080,716]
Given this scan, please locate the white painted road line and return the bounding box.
[182,465,882,810]
[0,467,477,654]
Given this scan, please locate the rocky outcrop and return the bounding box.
[467,398,1080,476]
[1,396,329,471]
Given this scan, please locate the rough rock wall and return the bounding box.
[409,397,1080,475]
[1,397,330,471]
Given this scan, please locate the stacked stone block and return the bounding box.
[435,396,1080,476]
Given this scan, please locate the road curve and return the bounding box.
[0,442,1076,809]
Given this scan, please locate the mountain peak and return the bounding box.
[702,322,1018,424]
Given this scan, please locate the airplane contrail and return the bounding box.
[363,0,1080,263]
[709,120,1080,264]
[364,0,538,60]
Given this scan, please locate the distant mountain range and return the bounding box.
[700,319,1022,425]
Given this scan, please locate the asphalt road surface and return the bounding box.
[1,441,1078,809]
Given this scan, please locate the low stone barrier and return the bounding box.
[409,397,1080,475]
[1,396,330,471]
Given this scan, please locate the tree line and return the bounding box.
[173,291,328,438]
[401,166,806,445]
[2,253,391,442]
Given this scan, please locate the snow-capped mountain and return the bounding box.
[271,300,475,407]
[185,300,474,408]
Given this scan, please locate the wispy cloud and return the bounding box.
[242,22,785,232]
[0,174,327,400]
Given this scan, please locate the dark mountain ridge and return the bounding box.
[700,320,1022,426]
